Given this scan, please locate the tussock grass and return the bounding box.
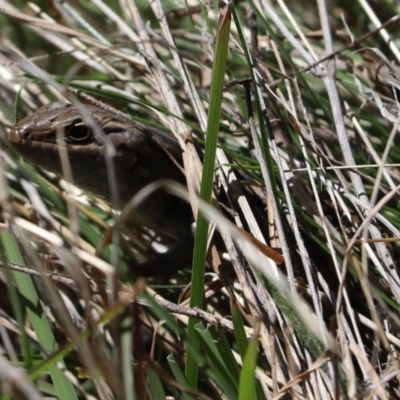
[0,0,400,398]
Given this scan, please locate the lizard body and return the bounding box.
[9,102,193,277]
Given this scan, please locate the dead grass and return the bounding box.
[1,0,400,399]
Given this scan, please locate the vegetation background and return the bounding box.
[0,0,400,398]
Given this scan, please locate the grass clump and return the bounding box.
[0,0,400,398]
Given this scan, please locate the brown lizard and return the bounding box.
[8,102,193,277]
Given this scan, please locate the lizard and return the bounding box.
[8,102,194,278]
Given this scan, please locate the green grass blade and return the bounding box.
[238,322,259,400]
[167,354,195,400]
[0,230,78,400]
[185,2,233,388]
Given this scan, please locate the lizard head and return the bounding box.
[9,102,185,207]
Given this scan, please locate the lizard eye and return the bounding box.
[65,123,94,144]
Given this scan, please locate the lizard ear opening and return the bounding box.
[65,123,94,144]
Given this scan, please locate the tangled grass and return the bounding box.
[0,0,400,398]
